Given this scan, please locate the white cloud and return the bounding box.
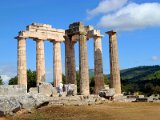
[0,63,17,84]
[0,75,11,84]
[151,56,160,61]
[98,2,160,31]
[87,0,128,19]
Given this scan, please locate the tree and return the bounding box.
[90,76,95,94]
[153,86,160,95]
[144,83,154,96]
[62,74,66,84]
[8,76,17,85]
[0,76,4,85]
[8,69,36,90]
[76,71,80,94]
[27,69,36,90]
[104,75,109,85]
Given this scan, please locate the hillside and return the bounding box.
[119,65,160,95]
[89,65,160,96]
[120,65,160,82]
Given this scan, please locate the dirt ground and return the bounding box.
[1,102,160,120]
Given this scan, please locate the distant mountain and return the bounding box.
[119,65,160,96]
[120,65,160,82]
[89,69,94,77]
[89,65,160,95]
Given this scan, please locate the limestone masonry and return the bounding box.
[15,22,121,95]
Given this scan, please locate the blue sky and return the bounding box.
[0,0,160,83]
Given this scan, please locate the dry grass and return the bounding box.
[2,102,160,120]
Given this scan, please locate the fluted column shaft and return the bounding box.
[79,33,89,95]
[65,36,76,84]
[94,36,104,94]
[17,38,27,87]
[107,31,121,94]
[36,39,45,85]
[53,41,62,87]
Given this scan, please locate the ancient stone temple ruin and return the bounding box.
[15,22,121,95]
[16,23,65,87]
[65,22,104,95]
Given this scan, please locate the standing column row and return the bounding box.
[17,38,63,88]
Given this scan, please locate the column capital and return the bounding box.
[50,40,62,44]
[34,38,44,41]
[15,36,26,40]
[93,35,103,39]
[105,30,116,35]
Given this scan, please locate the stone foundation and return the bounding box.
[0,85,27,96]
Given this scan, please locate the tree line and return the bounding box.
[1,65,160,96]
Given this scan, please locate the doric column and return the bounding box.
[17,37,27,87]
[36,39,45,85]
[94,36,104,94]
[53,41,62,87]
[79,33,89,95]
[65,35,76,84]
[106,30,121,94]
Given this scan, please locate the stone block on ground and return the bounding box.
[38,82,54,97]
[52,87,58,96]
[18,94,35,110]
[31,93,50,108]
[29,87,38,94]
[99,88,115,98]
[0,96,21,116]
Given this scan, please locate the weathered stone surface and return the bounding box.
[18,93,50,110]
[99,88,115,98]
[31,93,50,108]
[36,39,46,84]
[29,87,38,94]
[16,23,66,87]
[49,95,106,106]
[0,93,107,116]
[148,94,160,102]
[18,94,35,110]
[0,85,27,96]
[53,41,62,87]
[104,85,109,90]
[65,35,76,85]
[94,36,104,94]
[17,37,27,87]
[79,33,89,95]
[0,96,21,116]
[18,23,65,42]
[38,82,54,97]
[106,30,121,94]
[138,95,145,98]
[113,94,127,102]
[52,87,58,96]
